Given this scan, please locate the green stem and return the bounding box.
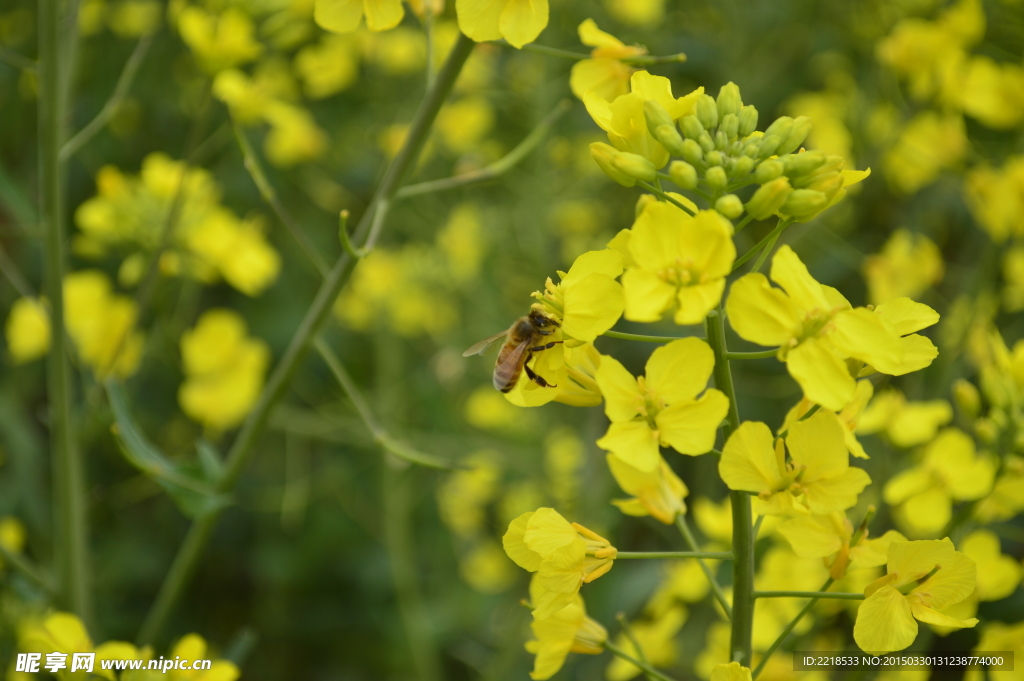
[0,46,36,72]
[135,32,478,647]
[751,578,834,680]
[397,99,571,199]
[636,181,696,215]
[706,306,753,666]
[602,330,689,343]
[0,543,55,593]
[674,515,732,619]
[734,214,754,233]
[725,349,778,360]
[731,218,789,273]
[605,640,680,681]
[623,53,687,65]
[616,551,733,560]
[616,614,657,681]
[517,42,590,60]
[754,591,862,599]
[750,218,792,274]
[39,0,89,621]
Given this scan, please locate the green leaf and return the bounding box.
[105,381,230,518]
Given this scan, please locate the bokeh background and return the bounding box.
[1,0,1023,678]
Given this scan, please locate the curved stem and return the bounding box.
[636,181,696,215]
[605,641,680,681]
[517,42,590,60]
[725,349,778,360]
[731,218,790,273]
[616,551,733,560]
[135,33,478,647]
[602,330,690,343]
[754,591,862,599]
[675,515,731,619]
[750,218,793,274]
[0,543,55,593]
[751,578,834,680]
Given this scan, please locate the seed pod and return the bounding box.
[753,159,785,183]
[681,115,704,140]
[717,82,743,118]
[782,149,827,177]
[590,142,636,186]
[612,151,658,183]
[738,105,758,136]
[706,166,728,190]
[777,116,812,155]
[682,139,704,165]
[780,188,828,218]
[715,193,744,219]
[666,160,697,190]
[696,94,719,130]
[746,177,792,220]
[720,113,739,139]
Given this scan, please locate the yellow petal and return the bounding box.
[314,0,364,33]
[787,337,855,411]
[769,245,831,313]
[909,601,978,630]
[499,0,548,48]
[887,539,955,585]
[786,409,848,482]
[854,585,917,653]
[606,453,652,496]
[569,58,631,101]
[629,201,684,272]
[675,280,726,325]
[913,549,976,610]
[645,337,715,404]
[562,249,625,286]
[710,662,753,681]
[889,334,938,374]
[622,268,676,322]
[503,511,543,571]
[594,354,642,422]
[719,421,783,493]
[598,421,661,472]
[829,308,904,374]
[657,390,730,455]
[777,515,844,558]
[583,90,614,132]
[883,467,932,506]
[524,507,581,558]
[726,273,802,347]
[529,576,578,621]
[899,487,952,536]
[577,17,623,49]
[850,530,906,569]
[685,210,736,276]
[363,0,404,30]
[802,466,871,513]
[873,297,940,335]
[611,498,650,517]
[455,0,504,42]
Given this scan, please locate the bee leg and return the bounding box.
[524,363,556,389]
[530,341,564,353]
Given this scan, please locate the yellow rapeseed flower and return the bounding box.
[863,229,944,305]
[960,55,1024,130]
[719,410,870,516]
[963,156,1024,243]
[595,338,729,471]
[569,19,645,101]
[856,388,952,449]
[959,529,1022,601]
[178,309,270,431]
[883,112,966,194]
[176,6,263,74]
[606,454,687,524]
[525,588,606,680]
[5,297,50,364]
[779,379,874,459]
[314,0,404,34]
[503,508,617,619]
[778,512,906,580]
[853,538,978,652]
[436,452,501,538]
[167,633,240,681]
[456,0,548,49]
[619,203,735,324]
[727,245,936,410]
[605,0,664,26]
[711,662,753,681]
[64,270,144,380]
[293,34,360,99]
[605,606,685,681]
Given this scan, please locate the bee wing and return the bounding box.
[462,330,509,357]
[493,338,531,391]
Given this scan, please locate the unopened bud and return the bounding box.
[705,150,724,167]
[717,82,742,118]
[715,130,728,150]
[715,194,744,219]
[654,124,686,155]
[635,193,657,218]
[778,116,812,155]
[953,379,981,419]
[805,171,844,200]
[754,159,785,183]
[682,139,704,165]
[728,141,743,156]
[705,166,728,190]
[743,140,761,157]
[669,160,698,189]
[975,417,998,445]
[698,131,715,153]
[695,94,719,130]
[732,156,755,177]
[590,142,636,187]
[738,105,758,136]
[764,116,794,140]
[720,113,739,138]
[644,100,675,135]
[746,177,792,220]
[681,115,704,140]
[612,151,658,182]
[757,134,782,159]
[783,149,827,177]
[780,188,828,218]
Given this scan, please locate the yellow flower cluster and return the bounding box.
[74,153,280,296]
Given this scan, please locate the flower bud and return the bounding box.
[743,139,761,157]
[654,124,686,156]
[720,113,739,138]
[764,116,794,140]
[590,142,636,187]
[732,156,755,177]
[715,194,744,219]
[975,417,998,445]
[682,139,704,165]
[745,177,791,220]
[716,82,742,118]
[728,141,743,156]
[669,160,698,189]
[715,130,728,150]
[695,94,719,130]
[754,159,784,183]
[698,131,715,153]
[782,149,827,177]
[780,188,828,218]
[738,105,758,136]
[644,99,675,135]
[612,151,658,182]
[953,378,981,419]
[635,193,658,218]
[705,166,728,190]
[777,115,812,155]
[804,171,844,200]
[680,115,704,140]
[705,150,724,167]
[757,134,782,159]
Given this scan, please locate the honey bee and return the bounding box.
[463,309,562,392]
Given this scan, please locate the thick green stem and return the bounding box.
[705,307,753,666]
[39,0,89,621]
[616,551,733,560]
[135,33,477,646]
